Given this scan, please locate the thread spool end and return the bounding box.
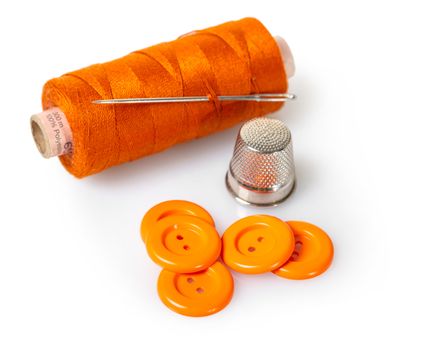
[30,108,73,159]
[275,36,295,78]
[31,117,49,158]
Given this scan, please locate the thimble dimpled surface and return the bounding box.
[226,118,296,206]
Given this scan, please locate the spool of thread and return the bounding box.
[30,18,295,178]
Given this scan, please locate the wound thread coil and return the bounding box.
[34,18,289,178]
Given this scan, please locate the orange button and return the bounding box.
[273,221,334,280]
[146,215,221,273]
[157,261,234,317]
[140,200,214,242]
[222,215,295,274]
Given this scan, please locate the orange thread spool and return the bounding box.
[40,18,288,178]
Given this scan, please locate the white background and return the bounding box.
[1,0,426,349]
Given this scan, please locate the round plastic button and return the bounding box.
[140,200,214,242]
[157,261,234,317]
[222,215,295,274]
[146,215,221,273]
[273,221,334,280]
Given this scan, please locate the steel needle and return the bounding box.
[92,93,296,105]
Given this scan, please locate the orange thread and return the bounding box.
[41,18,287,178]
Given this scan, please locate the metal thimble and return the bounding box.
[225,117,296,206]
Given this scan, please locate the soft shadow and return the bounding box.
[86,124,240,186]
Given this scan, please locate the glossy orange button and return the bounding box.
[157,261,234,317]
[146,215,221,273]
[273,221,334,280]
[222,215,295,274]
[140,200,214,242]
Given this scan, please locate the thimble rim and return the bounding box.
[225,171,296,207]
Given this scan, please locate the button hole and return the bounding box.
[183,245,190,251]
[295,241,303,252]
[196,287,204,294]
[248,246,256,252]
[176,235,183,240]
[187,277,194,284]
[290,252,299,261]
[257,236,264,242]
